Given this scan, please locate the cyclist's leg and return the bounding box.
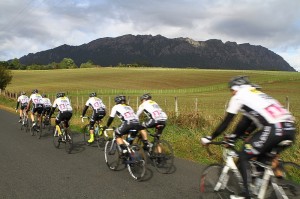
[88,112,96,143]
[55,113,63,136]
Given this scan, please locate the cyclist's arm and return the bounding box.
[16,101,20,110]
[81,105,89,117]
[211,112,235,139]
[106,117,114,127]
[49,106,56,118]
[231,115,253,139]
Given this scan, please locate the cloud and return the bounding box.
[0,0,300,71]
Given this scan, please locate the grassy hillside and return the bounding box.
[3,67,300,165]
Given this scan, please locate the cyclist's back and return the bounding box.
[27,89,44,126]
[16,92,29,122]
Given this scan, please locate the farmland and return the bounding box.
[3,67,300,164]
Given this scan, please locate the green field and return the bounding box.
[2,67,300,165]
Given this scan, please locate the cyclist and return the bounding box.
[42,94,52,117]
[26,89,44,127]
[201,76,296,199]
[136,93,168,151]
[80,92,106,143]
[49,92,73,140]
[16,91,29,123]
[105,95,142,157]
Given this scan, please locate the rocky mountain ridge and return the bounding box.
[19,34,296,71]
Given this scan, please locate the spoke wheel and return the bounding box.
[104,140,120,170]
[53,128,61,149]
[64,129,73,154]
[126,144,146,181]
[83,124,90,144]
[152,140,174,174]
[199,164,241,199]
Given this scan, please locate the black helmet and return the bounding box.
[140,93,152,101]
[89,92,97,97]
[21,91,26,95]
[32,89,38,94]
[114,95,126,104]
[56,92,65,98]
[42,94,47,98]
[228,76,251,89]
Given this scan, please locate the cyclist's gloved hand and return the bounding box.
[15,108,18,112]
[200,136,212,145]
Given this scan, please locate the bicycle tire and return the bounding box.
[126,144,146,181]
[104,140,120,170]
[280,161,300,185]
[36,120,42,139]
[64,129,73,154]
[53,127,61,149]
[152,140,174,174]
[83,124,90,143]
[199,164,241,199]
[25,117,29,132]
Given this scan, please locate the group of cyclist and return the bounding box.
[15,75,297,199]
[16,90,168,153]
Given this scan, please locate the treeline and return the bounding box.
[0,58,154,70]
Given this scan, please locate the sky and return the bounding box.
[1,0,300,71]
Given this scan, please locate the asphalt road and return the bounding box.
[0,109,204,199]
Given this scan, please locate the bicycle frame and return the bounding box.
[208,142,289,199]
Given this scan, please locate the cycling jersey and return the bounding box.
[16,95,29,109]
[52,97,73,112]
[42,98,52,108]
[29,93,44,108]
[85,97,106,111]
[136,100,167,121]
[109,104,138,122]
[227,85,294,125]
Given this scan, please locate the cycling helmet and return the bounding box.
[21,91,26,95]
[32,89,38,94]
[228,76,251,90]
[89,92,97,97]
[251,83,262,90]
[56,92,65,98]
[140,93,152,101]
[42,94,47,98]
[114,95,126,104]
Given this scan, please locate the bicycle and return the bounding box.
[81,116,106,149]
[104,128,147,181]
[42,114,53,132]
[199,138,298,199]
[19,109,29,132]
[136,125,174,174]
[29,113,43,139]
[53,120,73,154]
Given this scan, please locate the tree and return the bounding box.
[0,66,13,90]
[59,58,77,69]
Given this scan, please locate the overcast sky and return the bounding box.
[1,0,300,71]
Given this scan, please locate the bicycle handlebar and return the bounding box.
[81,116,90,123]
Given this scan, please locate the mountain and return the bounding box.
[19,34,296,71]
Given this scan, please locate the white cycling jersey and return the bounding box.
[85,97,106,110]
[136,100,167,121]
[17,95,29,105]
[29,93,44,107]
[110,104,138,122]
[227,85,294,124]
[52,97,73,112]
[42,98,52,108]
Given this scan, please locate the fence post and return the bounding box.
[175,96,178,117]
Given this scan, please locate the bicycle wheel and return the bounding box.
[280,162,300,184]
[24,117,29,132]
[36,120,42,139]
[83,124,90,143]
[104,140,120,170]
[53,127,61,149]
[152,140,174,174]
[126,144,146,181]
[200,164,241,199]
[65,129,73,154]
